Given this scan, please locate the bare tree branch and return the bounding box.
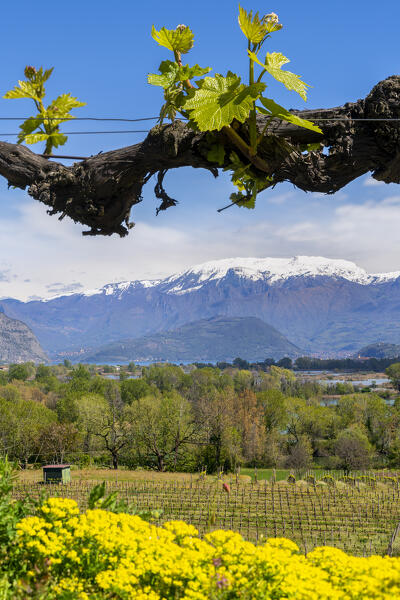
[0,76,398,236]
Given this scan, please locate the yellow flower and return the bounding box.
[13,496,400,599]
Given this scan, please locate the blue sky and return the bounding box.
[1,0,400,299]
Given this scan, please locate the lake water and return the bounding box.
[101,374,139,380]
[319,378,389,386]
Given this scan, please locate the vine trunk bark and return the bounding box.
[0,76,398,236]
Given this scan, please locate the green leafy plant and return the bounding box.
[0,456,43,583]
[4,66,85,155]
[148,7,322,208]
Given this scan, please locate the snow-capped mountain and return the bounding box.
[159,256,391,293]
[2,256,400,358]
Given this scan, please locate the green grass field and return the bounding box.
[241,468,290,481]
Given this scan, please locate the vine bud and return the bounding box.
[24,65,37,79]
[176,24,187,31]
[265,12,279,23]
[264,12,283,32]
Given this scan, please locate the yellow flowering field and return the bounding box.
[2,496,400,599]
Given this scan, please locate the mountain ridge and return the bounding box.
[31,256,400,302]
[2,255,400,358]
[81,316,301,363]
[355,342,400,359]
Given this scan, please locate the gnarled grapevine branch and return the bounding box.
[0,76,399,236]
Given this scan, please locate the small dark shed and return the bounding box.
[43,464,71,484]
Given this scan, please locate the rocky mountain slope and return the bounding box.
[81,316,301,363]
[0,311,47,363]
[2,256,400,358]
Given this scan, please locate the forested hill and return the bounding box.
[355,342,400,359]
[81,316,301,363]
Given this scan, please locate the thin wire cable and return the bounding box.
[299,117,400,122]
[0,116,160,122]
[0,116,399,137]
[0,130,150,136]
[0,115,397,159]
[0,116,399,123]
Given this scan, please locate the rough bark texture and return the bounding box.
[0,76,399,236]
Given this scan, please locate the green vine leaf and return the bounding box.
[223,152,271,210]
[151,25,194,54]
[4,80,40,101]
[148,61,180,89]
[207,143,225,165]
[23,132,68,147]
[179,64,211,81]
[148,61,211,89]
[249,50,310,100]
[48,93,85,113]
[47,132,68,147]
[183,72,265,131]
[258,97,322,134]
[23,133,49,145]
[230,191,257,209]
[17,116,44,143]
[41,67,54,83]
[238,5,268,44]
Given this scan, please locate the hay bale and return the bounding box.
[295,479,308,487]
[237,475,252,484]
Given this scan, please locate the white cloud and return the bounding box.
[2,190,400,300]
[266,192,294,205]
[363,176,385,187]
[0,200,195,300]
[256,199,400,273]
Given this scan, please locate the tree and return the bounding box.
[35,364,52,380]
[265,366,296,393]
[284,435,313,470]
[0,396,56,466]
[234,390,266,466]
[0,7,398,237]
[335,426,373,471]
[283,396,336,461]
[120,379,152,404]
[232,358,250,370]
[8,363,33,382]
[93,382,132,470]
[143,365,186,393]
[128,391,197,471]
[277,357,292,369]
[233,370,253,394]
[74,393,108,453]
[264,430,284,468]
[336,393,390,453]
[257,388,287,434]
[39,422,78,464]
[386,363,400,391]
[194,387,240,472]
